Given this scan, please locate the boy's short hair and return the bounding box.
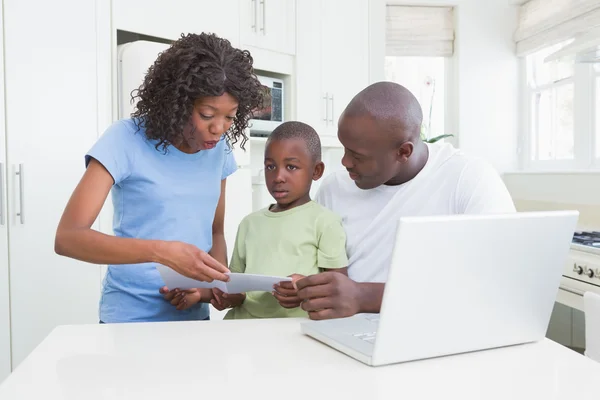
[267,121,322,162]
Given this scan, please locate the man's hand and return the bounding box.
[272,274,305,309]
[211,288,245,311]
[295,272,363,320]
[159,287,202,311]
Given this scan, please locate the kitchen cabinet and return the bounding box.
[2,0,106,370]
[240,0,296,55]
[0,1,10,384]
[113,0,240,45]
[296,0,370,138]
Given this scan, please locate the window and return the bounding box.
[385,5,454,143]
[522,42,599,170]
[595,63,600,161]
[526,41,575,163]
[384,56,447,141]
[516,0,600,170]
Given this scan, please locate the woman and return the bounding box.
[55,33,264,323]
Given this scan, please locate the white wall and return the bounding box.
[503,172,600,228]
[454,1,520,173]
[370,0,521,173]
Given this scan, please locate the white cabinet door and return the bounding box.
[113,0,240,45]
[296,0,328,136]
[4,0,102,368]
[260,0,296,55]
[0,1,10,382]
[240,0,296,55]
[296,0,370,140]
[322,0,370,130]
[224,167,253,263]
[239,0,260,48]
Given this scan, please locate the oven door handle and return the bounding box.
[559,285,585,296]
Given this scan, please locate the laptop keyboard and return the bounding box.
[364,315,380,323]
[351,315,380,343]
[353,331,377,343]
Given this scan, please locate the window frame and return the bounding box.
[383,55,457,147]
[594,67,600,167]
[520,56,598,172]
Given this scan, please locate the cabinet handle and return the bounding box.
[323,93,329,124]
[260,0,266,34]
[329,94,334,124]
[16,164,24,224]
[251,0,257,32]
[0,162,4,226]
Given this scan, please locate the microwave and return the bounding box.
[249,75,284,137]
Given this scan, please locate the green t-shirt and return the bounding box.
[224,201,348,319]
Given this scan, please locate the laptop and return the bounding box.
[301,211,579,366]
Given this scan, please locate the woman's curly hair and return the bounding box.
[131,33,264,152]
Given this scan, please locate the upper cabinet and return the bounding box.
[113,0,240,44]
[296,0,370,139]
[240,0,296,55]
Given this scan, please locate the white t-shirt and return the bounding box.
[315,142,516,283]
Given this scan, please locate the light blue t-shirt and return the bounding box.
[86,118,237,323]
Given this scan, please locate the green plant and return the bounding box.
[420,76,454,144]
[422,132,454,143]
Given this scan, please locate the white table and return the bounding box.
[1,318,599,399]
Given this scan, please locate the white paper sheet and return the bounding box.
[155,265,292,293]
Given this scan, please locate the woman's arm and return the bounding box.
[55,158,229,282]
[198,179,229,302]
[209,179,228,266]
[55,158,164,264]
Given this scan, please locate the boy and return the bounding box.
[213,121,349,319]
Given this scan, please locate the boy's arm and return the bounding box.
[316,218,349,272]
[273,217,348,308]
[331,267,348,276]
[228,219,247,274]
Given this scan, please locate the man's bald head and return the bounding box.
[336,82,429,190]
[343,81,423,142]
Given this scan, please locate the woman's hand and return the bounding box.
[156,241,230,282]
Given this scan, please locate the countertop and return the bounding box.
[1,318,599,399]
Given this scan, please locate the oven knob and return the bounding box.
[575,265,584,275]
[587,268,595,278]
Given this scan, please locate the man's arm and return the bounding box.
[356,282,385,314]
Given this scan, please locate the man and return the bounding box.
[294,81,515,320]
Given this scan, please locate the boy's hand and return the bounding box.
[273,274,305,309]
[211,287,246,311]
[159,287,202,311]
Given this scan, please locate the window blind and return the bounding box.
[386,6,455,57]
[515,0,600,56]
